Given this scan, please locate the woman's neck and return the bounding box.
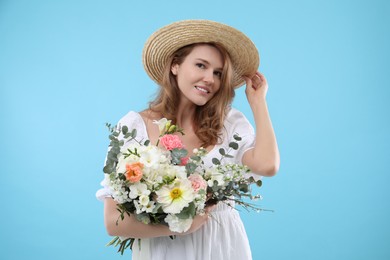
[176,102,196,130]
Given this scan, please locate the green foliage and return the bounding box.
[233,134,242,141]
[229,142,239,150]
[171,148,188,165]
[185,162,197,174]
[212,158,221,165]
[176,203,196,219]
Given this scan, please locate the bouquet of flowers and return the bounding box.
[102,118,264,254]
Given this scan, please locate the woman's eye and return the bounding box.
[196,63,205,69]
[214,71,222,78]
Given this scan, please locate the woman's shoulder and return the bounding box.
[118,110,142,125]
[226,107,251,125]
[116,110,149,134]
[224,107,254,135]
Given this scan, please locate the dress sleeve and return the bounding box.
[95,111,146,201]
[225,108,262,181]
[225,108,255,164]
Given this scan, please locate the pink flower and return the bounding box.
[160,134,184,151]
[188,174,207,192]
[180,156,189,166]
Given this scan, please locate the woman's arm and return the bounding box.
[242,72,280,177]
[104,198,211,238]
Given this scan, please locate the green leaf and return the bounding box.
[122,125,128,135]
[219,148,226,155]
[103,165,113,174]
[130,129,137,138]
[239,184,249,193]
[171,148,188,158]
[212,158,221,165]
[176,203,196,219]
[256,180,263,187]
[233,134,242,141]
[229,142,239,150]
[185,162,197,174]
[106,236,120,246]
[123,133,132,139]
[144,140,150,146]
[190,155,201,162]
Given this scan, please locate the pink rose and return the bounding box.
[160,134,184,151]
[188,174,207,192]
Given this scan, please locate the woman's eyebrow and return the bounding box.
[195,58,223,70]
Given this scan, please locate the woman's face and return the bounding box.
[171,44,223,107]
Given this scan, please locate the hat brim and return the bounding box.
[142,20,260,89]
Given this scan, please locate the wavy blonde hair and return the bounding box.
[149,43,234,147]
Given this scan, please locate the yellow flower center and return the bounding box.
[170,188,182,200]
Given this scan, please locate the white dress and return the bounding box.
[96,107,259,260]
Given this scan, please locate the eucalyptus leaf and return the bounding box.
[219,148,226,155]
[130,129,137,138]
[233,134,242,141]
[185,162,197,174]
[172,148,188,157]
[103,165,113,174]
[123,133,132,139]
[190,155,201,162]
[122,125,128,135]
[239,184,249,193]
[212,158,221,165]
[229,142,239,150]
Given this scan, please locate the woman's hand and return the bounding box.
[180,205,216,235]
[244,72,269,107]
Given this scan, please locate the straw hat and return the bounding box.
[142,19,260,88]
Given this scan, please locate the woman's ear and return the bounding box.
[171,64,179,75]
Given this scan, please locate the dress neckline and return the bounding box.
[132,111,219,156]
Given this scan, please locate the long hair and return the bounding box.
[149,43,234,147]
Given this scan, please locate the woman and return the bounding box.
[97,20,280,259]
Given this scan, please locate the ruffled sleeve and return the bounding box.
[224,108,256,164]
[95,111,147,201]
[224,108,262,181]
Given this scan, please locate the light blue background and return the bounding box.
[1,0,389,259]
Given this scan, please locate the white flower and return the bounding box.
[143,201,156,213]
[153,118,171,135]
[116,154,135,174]
[139,194,150,206]
[134,200,143,214]
[164,214,193,233]
[129,182,150,199]
[138,145,167,169]
[156,179,195,214]
[205,168,225,187]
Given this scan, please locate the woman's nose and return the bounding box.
[203,70,214,84]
